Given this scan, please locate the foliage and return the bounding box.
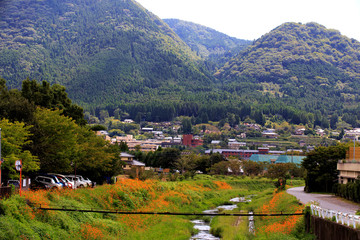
[0,177,284,239]
[0,118,39,180]
[302,143,347,193]
[266,163,301,179]
[164,18,251,70]
[0,0,209,110]
[89,124,106,131]
[27,108,120,182]
[242,160,266,176]
[21,79,86,125]
[0,78,35,123]
[256,191,303,237]
[333,179,360,203]
[2,2,360,129]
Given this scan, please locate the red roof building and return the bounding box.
[182,134,203,147]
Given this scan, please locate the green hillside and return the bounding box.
[215,22,360,116]
[164,19,251,71]
[2,0,360,128]
[0,0,211,107]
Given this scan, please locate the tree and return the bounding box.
[119,141,129,152]
[99,110,109,122]
[209,161,229,175]
[173,153,197,174]
[266,163,292,179]
[228,160,242,175]
[195,152,224,174]
[28,108,118,178]
[0,119,39,180]
[242,160,266,176]
[75,126,120,182]
[302,144,347,193]
[330,114,338,129]
[181,117,192,134]
[156,148,181,168]
[21,79,86,125]
[0,78,35,123]
[89,124,106,131]
[29,108,80,173]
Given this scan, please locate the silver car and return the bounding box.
[34,176,62,190]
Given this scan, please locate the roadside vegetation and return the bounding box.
[0,176,310,240]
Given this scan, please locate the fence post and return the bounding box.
[305,206,311,233]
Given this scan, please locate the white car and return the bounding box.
[65,175,88,188]
[82,177,93,187]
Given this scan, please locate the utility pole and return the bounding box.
[354,136,357,161]
[0,128,3,188]
[0,128,2,186]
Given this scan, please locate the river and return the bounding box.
[190,197,252,240]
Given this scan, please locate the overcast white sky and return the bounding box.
[136,0,360,41]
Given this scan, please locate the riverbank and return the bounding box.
[0,176,308,240]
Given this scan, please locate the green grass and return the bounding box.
[0,176,307,239]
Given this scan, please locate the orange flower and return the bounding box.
[213,181,232,190]
[80,223,103,240]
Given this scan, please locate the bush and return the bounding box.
[334,180,360,203]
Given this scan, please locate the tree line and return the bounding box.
[0,79,122,184]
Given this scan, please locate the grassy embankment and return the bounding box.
[0,176,309,239]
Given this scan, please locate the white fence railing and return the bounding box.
[310,205,360,228]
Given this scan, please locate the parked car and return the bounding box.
[33,176,62,190]
[79,176,92,187]
[39,174,66,188]
[65,175,87,188]
[48,173,75,189]
[84,177,96,188]
[7,180,20,188]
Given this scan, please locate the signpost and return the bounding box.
[15,160,22,196]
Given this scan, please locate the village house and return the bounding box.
[228,141,246,149]
[261,129,279,139]
[295,128,306,135]
[123,119,134,123]
[316,128,325,137]
[337,147,360,184]
[344,128,360,140]
[120,152,146,171]
[182,134,203,147]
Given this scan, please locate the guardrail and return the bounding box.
[310,205,360,228]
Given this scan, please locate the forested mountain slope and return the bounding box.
[215,22,360,116]
[2,1,360,127]
[164,19,252,71]
[0,0,212,107]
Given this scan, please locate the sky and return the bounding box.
[135,0,360,41]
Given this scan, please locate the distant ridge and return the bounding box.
[164,18,252,71]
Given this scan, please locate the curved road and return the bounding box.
[287,186,360,214]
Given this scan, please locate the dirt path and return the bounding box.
[287,186,360,214]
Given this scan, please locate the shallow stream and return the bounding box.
[190,197,251,240]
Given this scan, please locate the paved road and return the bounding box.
[287,186,360,214]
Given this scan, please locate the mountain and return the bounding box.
[215,22,360,114]
[2,2,360,127]
[163,19,251,71]
[0,0,212,107]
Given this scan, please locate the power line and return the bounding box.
[35,205,303,217]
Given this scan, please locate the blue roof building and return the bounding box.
[249,154,305,164]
